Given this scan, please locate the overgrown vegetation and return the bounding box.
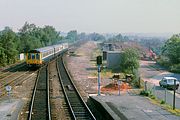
[120,48,140,87]
[120,48,140,73]
[158,34,180,73]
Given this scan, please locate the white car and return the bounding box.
[159,77,179,90]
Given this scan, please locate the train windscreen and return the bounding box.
[36,53,40,60]
[31,54,35,59]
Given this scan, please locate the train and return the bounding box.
[26,43,68,67]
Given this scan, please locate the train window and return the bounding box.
[36,54,40,60]
[28,54,31,59]
[31,53,35,59]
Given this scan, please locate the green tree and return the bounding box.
[42,25,61,45]
[66,30,78,42]
[162,34,180,64]
[18,22,62,52]
[0,27,18,64]
[0,46,6,66]
[18,22,39,52]
[88,33,105,41]
[120,48,140,73]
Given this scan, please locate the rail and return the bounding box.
[57,56,96,120]
[28,65,51,120]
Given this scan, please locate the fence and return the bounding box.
[144,81,180,109]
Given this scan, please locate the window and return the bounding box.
[32,53,35,59]
[28,54,31,59]
[36,54,40,60]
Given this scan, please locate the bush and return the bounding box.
[160,100,165,104]
[156,57,171,67]
[170,64,180,73]
[140,90,152,96]
[149,94,156,99]
[131,69,140,88]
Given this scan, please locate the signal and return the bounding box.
[97,56,102,65]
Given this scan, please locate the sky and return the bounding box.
[0,0,180,33]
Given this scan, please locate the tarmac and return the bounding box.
[0,98,23,120]
[91,93,180,120]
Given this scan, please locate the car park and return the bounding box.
[159,77,179,90]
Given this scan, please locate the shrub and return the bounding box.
[150,94,156,99]
[140,90,152,96]
[160,100,165,104]
[170,64,180,73]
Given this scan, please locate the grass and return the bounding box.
[149,97,180,116]
[90,68,113,79]
[91,48,102,60]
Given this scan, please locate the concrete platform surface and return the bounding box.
[92,95,180,120]
[0,98,23,120]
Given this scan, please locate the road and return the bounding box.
[139,60,180,109]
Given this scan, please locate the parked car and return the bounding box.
[159,77,179,90]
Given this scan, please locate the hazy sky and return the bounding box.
[0,0,180,33]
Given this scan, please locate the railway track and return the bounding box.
[49,58,71,120]
[28,65,51,120]
[57,56,96,120]
[0,62,26,79]
[0,70,37,97]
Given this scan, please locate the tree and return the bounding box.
[88,33,105,41]
[18,22,40,52]
[66,30,78,42]
[42,25,61,45]
[0,46,6,66]
[107,33,129,42]
[18,22,62,52]
[120,48,140,73]
[162,34,180,64]
[0,27,18,64]
[115,34,123,41]
[78,32,87,40]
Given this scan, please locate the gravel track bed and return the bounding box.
[49,60,71,120]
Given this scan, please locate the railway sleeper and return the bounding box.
[73,109,88,113]
[66,93,79,98]
[76,116,92,118]
[75,114,92,119]
[71,105,86,108]
[66,85,74,91]
[68,98,81,101]
[36,88,47,91]
[74,112,90,115]
[70,102,84,105]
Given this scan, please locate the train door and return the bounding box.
[36,53,40,64]
[39,53,43,64]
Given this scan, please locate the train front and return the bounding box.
[26,50,42,67]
